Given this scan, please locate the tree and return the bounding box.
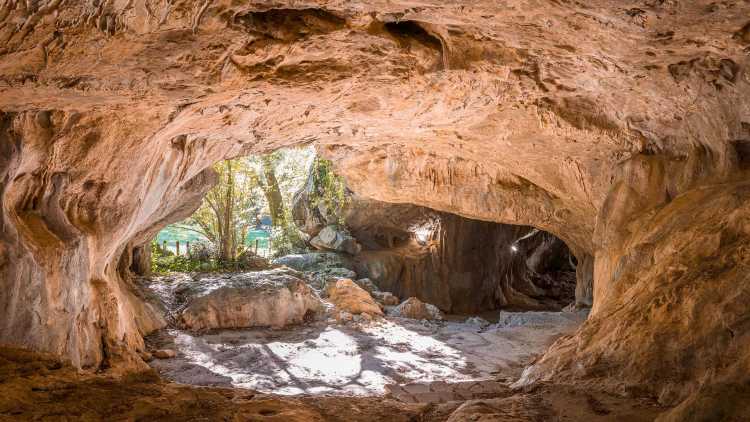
[253,148,315,256]
[258,154,285,226]
[310,157,349,225]
[177,159,262,262]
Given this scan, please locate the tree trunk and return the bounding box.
[261,156,285,226]
[220,160,235,261]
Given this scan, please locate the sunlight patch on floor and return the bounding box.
[149,311,588,396]
[166,321,471,395]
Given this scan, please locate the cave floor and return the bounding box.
[0,346,666,421]
[145,311,587,397]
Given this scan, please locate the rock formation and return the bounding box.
[351,204,578,313]
[294,186,580,313]
[389,297,443,321]
[0,0,749,419]
[309,225,362,255]
[174,269,324,330]
[326,278,383,317]
[273,251,357,289]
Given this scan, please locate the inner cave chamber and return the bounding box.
[321,198,585,315]
[0,0,749,420]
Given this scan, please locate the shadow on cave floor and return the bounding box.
[145,310,587,398]
[0,345,667,421]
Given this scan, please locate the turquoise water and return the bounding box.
[156,225,270,253]
[155,225,207,244]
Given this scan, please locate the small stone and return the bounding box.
[373,290,399,306]
[337,311,354,323]
[389,297,443,320]
[153,349,176,359]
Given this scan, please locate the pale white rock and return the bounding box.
[310,226,362,256]
[177,268,324,330]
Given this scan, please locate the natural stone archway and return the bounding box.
[298,195,580,314]
[1,0,749,419]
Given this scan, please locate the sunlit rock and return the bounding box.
[272,252,354,272]
[310,225,362,255]
[177,269,324,330]
[326,279,383,317]
[273,252,358,290]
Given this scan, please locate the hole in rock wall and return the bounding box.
[136,149,587,397]
[345,206,579,316]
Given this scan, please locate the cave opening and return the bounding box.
[2,0,748,418]
[135,149,588,398]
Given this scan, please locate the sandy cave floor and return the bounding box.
[145,310,587,397]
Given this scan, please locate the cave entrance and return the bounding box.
[137,149,588,398]
[348,206,581,316]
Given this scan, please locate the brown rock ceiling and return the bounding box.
[0,0,749,419]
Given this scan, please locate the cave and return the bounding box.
[1,0,749,421]
[131,153,585,397]
[345,203,583,314]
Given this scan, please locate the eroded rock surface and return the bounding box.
[310,225,362,255]
[352,209,578,313]
[173,269,324,330]
[273,251,358,289]
[294,191,580,313]
[0,0,749,419]
[326,278,383,317]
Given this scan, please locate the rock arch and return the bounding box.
[1,0,749,418]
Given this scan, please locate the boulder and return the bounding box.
[310,225,362,255]
[390,297,443,321]
[272,252,354,272]
[326,278,383,316]
[310,267,358,291]
[272,252,358,290]
[177,268,324,330]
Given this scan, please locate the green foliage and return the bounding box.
[310,157,349,225]
[149,241,265,274]
[181,159,263,262]
[270,207,308,257]
[150,241,201,274]
[151,147,318,273]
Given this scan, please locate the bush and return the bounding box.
[270,208,308,258]
[150,240,268,274]
[310,157,349,225]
